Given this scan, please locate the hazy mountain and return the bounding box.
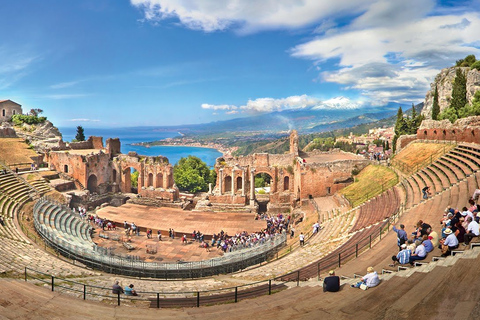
[143,102,407,135]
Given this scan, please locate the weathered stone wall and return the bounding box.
[0,126,16,137]
[395,134,417,153]
[0,100,22,122]
[299,160,369,199]
[422,67,480,119]
[106,138,121,155]
[416,117,480,144]
[69,140,93,149]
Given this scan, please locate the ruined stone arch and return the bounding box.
[236,176,242,192]
[156,173,163,188]
[224,176,232,193]
[147,172,154,187]
[284,176,290,191]
[87,174,98,194]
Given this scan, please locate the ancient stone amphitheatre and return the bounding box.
[2,89,480,319]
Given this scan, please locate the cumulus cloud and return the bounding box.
[130,0,371,33]
[68,118,100,122]
[291,1,480,103]
[202,95,362,115]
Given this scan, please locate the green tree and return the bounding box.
[173,156,214,193]
[450,68,467,113]
[75,126,86,141]
[472,60,480,71]
[131,170,139,188]
[432,85,440,120]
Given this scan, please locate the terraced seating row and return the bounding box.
[349,187,400,233]
[35,199,95,249]
[401,144,480,209]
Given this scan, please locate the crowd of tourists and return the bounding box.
[391,196,480,267]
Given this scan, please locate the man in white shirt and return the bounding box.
[464,216,480,245]
[351,266,379,289]
[409,242,427,264]
[441,228,459,257]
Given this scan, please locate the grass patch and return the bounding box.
[339,165,398,207]
[0,138,38,166]
[392,142,455,174]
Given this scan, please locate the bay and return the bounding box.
[58,127,222,167]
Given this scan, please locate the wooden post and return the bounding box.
[197,292,200,307]
[157,293,160,308]
[269,280,272,295]
[51,276,54,292]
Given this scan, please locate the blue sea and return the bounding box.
[58,127,222,167]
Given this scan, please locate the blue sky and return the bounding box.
[1,0,479,128]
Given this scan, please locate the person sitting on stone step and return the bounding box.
[323,270,340,292]
[391,243,411,267]
[351,267,379,289]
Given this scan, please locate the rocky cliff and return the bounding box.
[13,120,65,153]
[422,67,480,119]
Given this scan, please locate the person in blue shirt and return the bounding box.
[392,224,408,250]
[390,244,411,266]
[422,234,434,253]
[124,284,137,296]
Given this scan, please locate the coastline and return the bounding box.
[131,141,235,157]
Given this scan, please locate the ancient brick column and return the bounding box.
[250,168,255,206]
[241,169,245,197]
[219,169,223,195]
[231,169,235,196]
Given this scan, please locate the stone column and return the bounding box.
[250,168,255,206]
[241,169,245,197]
[208,183,212,194]
[219,169,223,195]
[231,169,235,196]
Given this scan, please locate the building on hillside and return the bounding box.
[0,100,22,122]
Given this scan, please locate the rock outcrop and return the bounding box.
[13,120,65,153]
[422,67,480,119]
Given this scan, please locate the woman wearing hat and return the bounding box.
[440,227,459,257]
[351,267,379,289]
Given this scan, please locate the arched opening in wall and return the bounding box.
[443,130,446,136]
[433,130,437,135]
[64,165,68,173]
[2,109,4,117]
[472,130,475,136]
[12,110,15,115]
[224,176,232,193]
[284,176,290,191]
[255,172,272,194]
[87,174,98,194]
[452,130,456,135]
[112,169,117,183]
[156,173,163,188]
[122,167,138,194]
[236,176,242,192]
[423,130,427,136]
[148,173,154,187]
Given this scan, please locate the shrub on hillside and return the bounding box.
[12,114,47,126]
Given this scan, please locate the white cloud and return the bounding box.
[38,94,90,100]
[0,46,39,89]
[201,103,237,111]
[202,95,362,114]
[130,0,371,33]
[50,81,81,89]
[68,118,100,122]
[291,1,480,103]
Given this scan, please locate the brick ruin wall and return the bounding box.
[416,117,480,144]
[299,159,370,199]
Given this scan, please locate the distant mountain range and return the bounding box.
[139,102,411,136]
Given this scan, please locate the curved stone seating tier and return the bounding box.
[349,188,399,233]
[33,198,287,279]
[29,179,51,194]
[438,156,470,179]
[425,166,450,190]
